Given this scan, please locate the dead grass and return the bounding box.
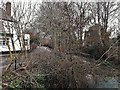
[27,48,119,88]
[2,47,119,88]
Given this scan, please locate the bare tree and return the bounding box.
[34,2,92,54]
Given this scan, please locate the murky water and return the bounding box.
[96,77,119,88]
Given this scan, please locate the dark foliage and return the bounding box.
[82,45,108,60]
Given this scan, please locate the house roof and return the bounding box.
[0,5,17,23]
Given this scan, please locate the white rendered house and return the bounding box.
[0,2,30,52]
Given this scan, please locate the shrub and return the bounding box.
[28,50,97,88]
[35,74,46,88]
[8,80,23,89]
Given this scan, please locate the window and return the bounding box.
[3,38,9,45]
[24,39,28,46]
[6,38,9,44]
[0,38,3,45]
[3,41,5,45]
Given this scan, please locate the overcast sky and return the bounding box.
[1,0,120,3]
[0,0,119,37]
[1,0,42,3]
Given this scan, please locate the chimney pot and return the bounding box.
[6,2,11,16]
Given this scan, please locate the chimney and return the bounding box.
[6,2,11,16]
